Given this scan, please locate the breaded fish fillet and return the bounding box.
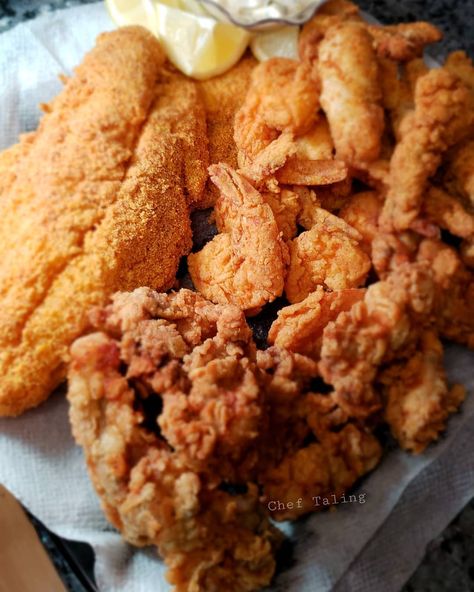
[0,27,198,416]
[197,54,257,207]
[154,69,208,208]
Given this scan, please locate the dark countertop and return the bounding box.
[1,1,473,591]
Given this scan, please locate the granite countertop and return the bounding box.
[0,1,473,591]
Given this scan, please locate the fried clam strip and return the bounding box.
[234,57,320,183]
[366,22,442,62]
[423,185,474,240]
[299,0,362,70]
[380,67,474,231]
[197,55,257,208]
[188,164,288,314]
[300,0,441,65]
[268,287,365,360]
[371,235,474,348]
[445,50,474,93]
[68,288,282,592]
[317,22,385,170]
[0,27,200,417]
[371,230,422,279]
[417,239,474,348]
[379,57,429,141]
[285,208,371,303]
[257,348,381,521]
[380,331,465,453]
[319,263,437,418]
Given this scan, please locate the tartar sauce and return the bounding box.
[203,0,326,27]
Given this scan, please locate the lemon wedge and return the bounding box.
[104,0,250,80]
[105,0,154,30]
[150,1,250,80]
[250,26,300,61]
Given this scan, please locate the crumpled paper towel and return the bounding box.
[0,4,473,592]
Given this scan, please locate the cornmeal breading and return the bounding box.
[0,27,199,416]
[197,55,257,207]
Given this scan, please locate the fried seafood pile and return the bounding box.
[68,288,381,590]
[65,2,474,591]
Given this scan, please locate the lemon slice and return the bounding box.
[251,26,300,61]
[105,0,154,30]
[150,2,250,80]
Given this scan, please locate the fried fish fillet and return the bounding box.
[197,54,257,207]
[0,27,203,416]
[153,70,209,208]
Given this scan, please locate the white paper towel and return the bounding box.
[0,4,473,592]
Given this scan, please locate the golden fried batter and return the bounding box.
[262,188,301,241]
[318,22,385,169]
[197,54,257,207]
[444,140,474,206]
[445,50,474,93]
[285,208,370,302]
[339,191,383,253]
[381,331,465,453]
[381,67,474,231]
[319,263,438,418]
[234,57,319,183]
[366,22,442,62]
[423,185,474,239]
[268,287,364,359]
[257,348,381,521]
[188,164,288,313]
[0,28,198,416]
[154,70,209,208]
[68,288,282,591]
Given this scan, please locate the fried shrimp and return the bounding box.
[285,208,370,303]
[268,287,364,359]
[188,164,288,313]
[234,57,319,183]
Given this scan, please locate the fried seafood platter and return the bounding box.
[2,0,474,590]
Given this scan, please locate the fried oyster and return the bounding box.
[68,288,282,592]
[68,287,386,589]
